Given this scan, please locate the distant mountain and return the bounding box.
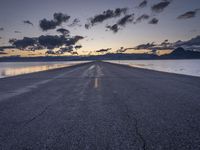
[161,47,200,59]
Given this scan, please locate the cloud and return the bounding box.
[39,12,70,31]
[116,47,127,53]
[175,35,200,47]
[66,35,84,46]
[135,14,150,24]
[85,24,90,29]
[96,48,111,53]
[38,35,83,49]
[45,50,57,55]
[11,34,84,51]
[149,18,159,24]
[59,46,74,53]
[11,37,37,49]
[14,31,21,33]
[53,12,70,24]
[134,35,200,51]
[134,42,156,50]
[177,9,200,19]
[151,1,171,13]
[38,35,66,49]
[0,27,4,31]
[117,14,134,26]
[138,0,147,8]
[9,38,17,44]
[134,39,177,51]
[75,45,82,50]
[175,35,200,51]
[39,19,58,31]
[71,51,79,55]
[23,20,33,26]
[56,28,70,36]
[85,8,128,28]
[106,24,119,33]
[68,18,81,27]
[106,14,134,33]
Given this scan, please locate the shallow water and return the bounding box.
[0,61,89,78]
[106,60,200,77]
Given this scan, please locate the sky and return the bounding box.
[0,0,200,56]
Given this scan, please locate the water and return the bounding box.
[106,60,200,77]
[0,61,89,78]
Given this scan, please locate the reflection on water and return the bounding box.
[1,64,69,77]
[106,60,200,77]
[0,61,88,78]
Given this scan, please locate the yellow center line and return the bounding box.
[94,77,99,89]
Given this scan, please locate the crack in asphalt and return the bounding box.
[112,91,147,150]
[129,113,147,150]
[23,105,51,126]
[107,68,147,150]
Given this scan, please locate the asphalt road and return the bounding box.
[0,61,200,150]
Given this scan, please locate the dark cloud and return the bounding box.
[0,27,4,31]
[0,37,2,40]
[133,36,200,51]
[68,18,81,27]
[134,42,156,50]
[117,14,134,26]
[106,24,119,33]
[38,35,65,49]
[135,14,150,24]
[38,35,83,49]
[53,13,70,25]
[138,0,147,8]
[39,19,58,31]
[56,28,70,36]
[149,18,159,24]
[106,14,134,33]
[116,47,126,53]
[39,12,70,31]
[85,8,128,28]
[96,48,111,53]
[14,31,21,33]
[151,1,171,13]
[71,51,79,55]
[75,45,82,50]
[10,34,84,51]
[134,39,176,51]
[66,35,84,46]
[45,50,57,55]
[160,39,170,47]
[85,24,90,29]
[9,38,17,44]
[177,9,199,19]
[59,46,74,53]
[175,35,200,47]
[176,36,200,51]
[11,37,37,49]
[23,20,34,26]
[156,36,200,51]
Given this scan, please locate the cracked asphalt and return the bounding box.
[0,61,200,150]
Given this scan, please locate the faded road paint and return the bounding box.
[94,78,99,88]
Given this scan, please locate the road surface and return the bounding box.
[0,61,200,150]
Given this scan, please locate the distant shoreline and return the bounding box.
[1,56,200,62]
